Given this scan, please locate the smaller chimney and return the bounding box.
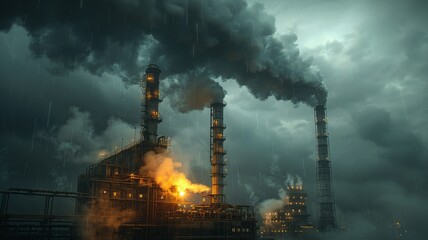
[210,101,226,204]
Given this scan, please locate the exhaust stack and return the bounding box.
[210,101,226,204]
[141,64,162,144]
[314,105,337,230]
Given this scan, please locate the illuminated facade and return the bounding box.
[261,184,315,239]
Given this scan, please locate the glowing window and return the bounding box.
[146,74,154,81]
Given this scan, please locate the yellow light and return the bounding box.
[179,191,185,197]
[139,194,143,198]
[98,151,106,158]
[151,111,159,118]
[146,74,154,81]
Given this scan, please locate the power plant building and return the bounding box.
[76,64,257,239]
[260,184,315,239]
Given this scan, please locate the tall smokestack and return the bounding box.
[141,64,162,144]
[314,105,337,230]
[210,101,226,204]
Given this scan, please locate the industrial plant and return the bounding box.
[0,64,337,239]
[260,184,315,239]
[75,64,257,239]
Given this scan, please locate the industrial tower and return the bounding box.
[141,64,162,144]
[210,101,226,203]
[314,105,337,230]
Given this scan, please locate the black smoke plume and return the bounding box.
[163,69,226,112]
[0,0,327,109]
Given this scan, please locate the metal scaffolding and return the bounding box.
[210,101,227,204]
[141,64,162,144]
[314,105,337,230]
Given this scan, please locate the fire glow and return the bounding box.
[141,151,210,198]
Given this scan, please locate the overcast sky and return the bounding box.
[0,0,427,239]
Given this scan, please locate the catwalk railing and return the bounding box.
[1,186,257,240]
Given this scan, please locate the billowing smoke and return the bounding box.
[53,107,135,163]
[141,151,210,197]
[258,187,287,219]
[0,0,327,110]
[163,68,226,112]
[285,173,302,188]
[243,183,260,206]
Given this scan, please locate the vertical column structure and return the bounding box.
[315,105,337,230]
[141,64,162,144]
[210,101,226,204]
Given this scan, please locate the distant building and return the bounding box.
[261,184,315,239]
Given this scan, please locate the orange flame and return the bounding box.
[141,151,210,198]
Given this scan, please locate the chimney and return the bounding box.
[141,64,162,144]
[314,105,337,230]
[210,101,226,204]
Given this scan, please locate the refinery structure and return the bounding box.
[0,64,257,240]
[75,64,257,239]
[260,184,315,239]
[0,64,337,239]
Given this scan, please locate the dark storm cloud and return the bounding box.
[352,107,423,168]
[0,0,327,109]
[0,26,141,189]
[0,26,142,138]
